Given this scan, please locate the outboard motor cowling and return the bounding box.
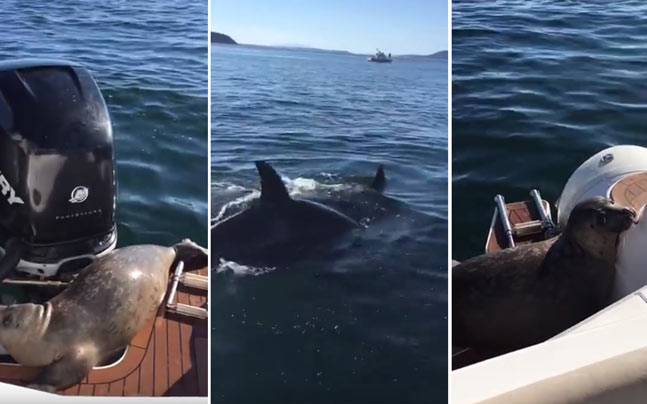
[0,60,117,277]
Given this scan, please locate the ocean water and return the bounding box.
[1,0,208,247]
[212,44,448,403]
[453,0,647,259]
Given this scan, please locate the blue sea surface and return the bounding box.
[212,44,448,403]
[453,0,647,259]
[1,0,208,247]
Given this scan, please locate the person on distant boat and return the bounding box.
[388,53,391,59]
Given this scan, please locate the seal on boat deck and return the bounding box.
[0,239,207,392]
[453,197,636,352]
[211,161,365,263]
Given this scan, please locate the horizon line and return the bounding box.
[211,31,445,57]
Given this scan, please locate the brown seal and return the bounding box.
[453,197,635,353]
[0,239,207,392]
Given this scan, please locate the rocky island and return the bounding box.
[211,32,237,44]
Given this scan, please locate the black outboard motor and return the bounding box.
[0,60,117,279]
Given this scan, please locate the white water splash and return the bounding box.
[213,181,249,192]
[213,189,260,222]
[213,175,350,224]
[215,258,276,277]
[283,176,348,197]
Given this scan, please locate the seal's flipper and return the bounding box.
[29,353,95,392]
[256,161,291,204]
[370,165,386,192]
[174,239,208,270]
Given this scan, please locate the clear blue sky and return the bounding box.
[211,0,447,55]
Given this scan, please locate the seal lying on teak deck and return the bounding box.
[0,239,207,392]
[453,197,636,353]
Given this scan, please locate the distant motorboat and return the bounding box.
[368,49,392,63]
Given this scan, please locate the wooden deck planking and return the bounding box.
[108,379,124,396]
[123,367,139,395]
[167,311,184,393]
[78,384,95,396]
[611,172,647,213]
[178,287,198,395]
[487,200,549,253]
[195,337,208,396]
[153,312,169,395]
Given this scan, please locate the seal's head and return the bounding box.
[568,197,636,233]
[565,196,636,262]
[173,239,208,270]
[0,303,51,365]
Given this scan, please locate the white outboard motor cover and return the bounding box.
[615,207,647,300]
[557,145,647,227]
[556,145,647,300]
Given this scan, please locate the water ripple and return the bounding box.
[454,0,647,259]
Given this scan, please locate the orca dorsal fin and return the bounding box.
[256,161,291,204]
[370,165,386,192]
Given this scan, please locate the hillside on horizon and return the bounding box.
[211,32,236,44]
